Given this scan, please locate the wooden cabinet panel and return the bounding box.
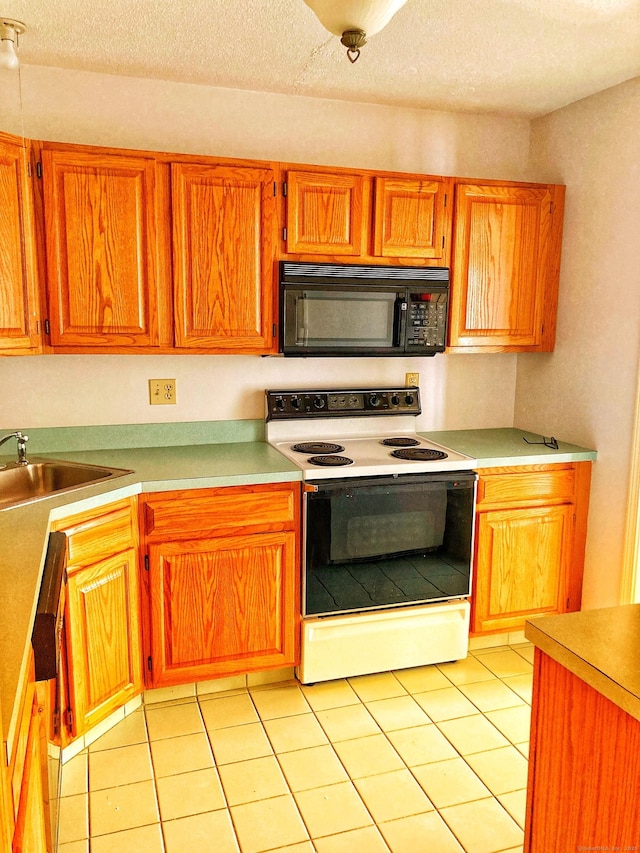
[475,504,572,633]
[53,498,136,569]
[172,162,277,351]
[285,170,365,256]
[449,182,564,352]
[11,691,48,853]
[525,650,640,851]
[477,465,575,508]
[373,176,450,260]
[148,531,298,686]
[65,548,142,735]
[471,462,591,635]
[0,133,41,355]
[41,146,160,348]
[141,483,298,538]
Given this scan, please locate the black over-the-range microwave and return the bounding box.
[278,261,449,357]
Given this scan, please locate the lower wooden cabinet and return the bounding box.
[52,497,142,741]
[5,655,49,853]
[139,482,301,688]
[471,462,592,634]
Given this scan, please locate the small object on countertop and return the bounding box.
[523,435,559,450]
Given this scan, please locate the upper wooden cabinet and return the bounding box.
[283,166,452,264]
[40,144,161,349]
[373,176,450,261]
[448,181,565,352]
[171,162,277,351]
[285,169,365,256]
[0,132,41,355]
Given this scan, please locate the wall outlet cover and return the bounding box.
[149,379,176,405]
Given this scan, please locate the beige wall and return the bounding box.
[1,65,527,432]
[518,77,640,608]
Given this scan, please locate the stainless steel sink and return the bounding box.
[0,458,133,510]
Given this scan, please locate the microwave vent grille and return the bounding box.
[281,262,449,283]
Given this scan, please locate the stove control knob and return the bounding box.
[313,395,326,410]
[369,393,380,407]
[405,393,415,406]
[275,397,285,411]
[391,393,400,406]
[291,395,301,410]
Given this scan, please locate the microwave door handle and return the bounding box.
[295,294,308,345]
[393,297,407,348]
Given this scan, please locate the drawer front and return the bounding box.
[53,498,137,569]
[142,483,300,539]
[476,465,576,508]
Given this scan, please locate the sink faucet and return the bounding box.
[0,431,29,465]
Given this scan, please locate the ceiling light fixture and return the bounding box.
[304,0,408,63]
[0,17,25,71]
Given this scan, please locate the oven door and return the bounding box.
[304,472,476,616]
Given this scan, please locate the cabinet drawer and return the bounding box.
[53,497,137,569]
[142,483,300,539]
[476,465,576,508]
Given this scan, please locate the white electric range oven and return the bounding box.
[266,387,478,683]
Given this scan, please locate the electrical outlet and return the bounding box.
[149,379,176,405]
[405,372,419,387]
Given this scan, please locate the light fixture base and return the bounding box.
[340,29,367,63]
[1,18,26,36]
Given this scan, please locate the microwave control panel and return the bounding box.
[406,293,447,349]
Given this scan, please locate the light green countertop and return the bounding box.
[421,427,596,467]
[525,605,640,723]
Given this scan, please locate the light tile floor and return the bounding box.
[57,643,534,853]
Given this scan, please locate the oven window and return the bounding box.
[305,476,475,616]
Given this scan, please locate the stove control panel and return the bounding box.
[266,387,421,419]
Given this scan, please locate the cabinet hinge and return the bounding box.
[273,181,277,196]
[64,707,74,729]
[44,319,50,336]
[144,554,149,571]
[272,323,277,338]
[147,655,153,673]
[282,181,288,197]
[444,193,448,208]
[36,161,42,179]
[441,235,445,249]
[282,227,287,242]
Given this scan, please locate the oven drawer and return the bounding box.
[141,482,300,539]
[476,465,576,508]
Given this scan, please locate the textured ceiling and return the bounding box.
[3,0,640,117]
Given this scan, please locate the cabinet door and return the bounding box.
[449,183,562,351]
[0,133,41,355]
[473,503,573,634]
[172,162,277,351]
[148,531,298,687]
[373,176,450,260]
[285,170,365,256]
[41,146,160,348]
[11,690,48,853]
[64,548,142,736]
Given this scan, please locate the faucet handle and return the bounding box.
[16,431,29,465]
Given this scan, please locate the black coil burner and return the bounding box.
[380,437,420,447]
[308,455,354,467]
[292,442,345,455]
[390,447,448,461]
